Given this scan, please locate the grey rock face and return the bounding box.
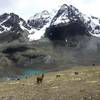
[27,10,51,30]
[46,4,100,45]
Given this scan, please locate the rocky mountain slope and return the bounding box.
[0,13,30,33]
[0,13,30,44]
[0,11,52,42]
[46,4,100,43]
[27,10,51,30]
[1,4,100,77]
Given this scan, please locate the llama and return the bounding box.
[36,74,44,84]
[56,74,61,78]
[74,72,79,75]
[92,64,95,66]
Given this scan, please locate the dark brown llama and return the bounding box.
[56,74,61,78]
[74,72,79,75]
[36,74,44,84]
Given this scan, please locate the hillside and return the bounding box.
[0,66,100,100]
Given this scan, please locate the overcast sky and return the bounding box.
[0,0,100,20]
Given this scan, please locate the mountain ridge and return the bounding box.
[1,4,100,76]
[0,4,100,42]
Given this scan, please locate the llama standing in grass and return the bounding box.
[36,74,44,84]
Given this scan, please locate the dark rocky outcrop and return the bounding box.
[46,21,90,40]
[3,46,29,54]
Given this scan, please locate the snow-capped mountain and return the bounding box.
[27,10,57,41]
[0,13,31,43]
[0,4,100,42]
[46,4,100,42]
[1,4,100,70]
[0,11,52,42]
[27,10,51,30]
[0,13,30,34]
[50,4,100,35]
[27,10,52,41]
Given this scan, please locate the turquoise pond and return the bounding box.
[0,68,48,81]
[22,68,47,77]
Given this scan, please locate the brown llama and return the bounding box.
[74,72,79,75]
[36,74,44,84]
[56,74,61,78]
[92,64,95,66]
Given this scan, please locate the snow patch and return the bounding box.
[28,22,50,41]
[19,21,29,32]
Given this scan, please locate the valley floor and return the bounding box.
[0,66,100,100]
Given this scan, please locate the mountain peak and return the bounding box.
[0,4,100,42]
[27,10,51,30]
[46,4,100,44]
[50,4,84,26]
[60,4,68,9]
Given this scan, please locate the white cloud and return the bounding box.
[15,0,66,19]
[70,0,100,17]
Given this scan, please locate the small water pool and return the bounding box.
[22,68,47,77]
[0,68,48,81]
